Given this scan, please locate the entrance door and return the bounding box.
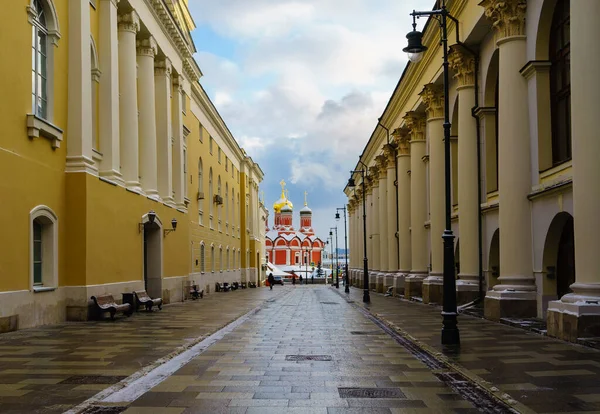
[556,217,575,298]
[143,221,162,299]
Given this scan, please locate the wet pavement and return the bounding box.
[0,286,288,414]
[337,286,600,414]
[116,286,482,414]
[1,285,599,413]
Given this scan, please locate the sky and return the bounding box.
[189,0,431,244]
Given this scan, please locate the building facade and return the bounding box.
[346,0,599,342]
[265,182,324,267]
[0,0,263,332]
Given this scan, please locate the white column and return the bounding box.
[371,178,380,274]
[404,112,428,297]
[366,186,374,273]
[137,36,159,199]
[547,0,600,340]
[481,0,536,318]
[395,129,411,293]
[449,46,479,297]
[155,58,174,205]
[377,163,388,273]
[172,76,185,208]
[385,150,398,274]
[98,0,122,183]
[66,0,96,174]
[421,84,445,304]
[118,12,140,190]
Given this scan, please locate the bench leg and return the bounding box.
[145,302,153,312]
[110,310,116,320]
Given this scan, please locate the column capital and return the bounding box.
[101,0,120,6]
[355,188,363,200]
[420,84,445,119]
[137,36,157,57]
[375,154,388,177]
[392,128,410,156]
[155,58,172,77]
[403,111,426,142]
[383,143,397,165]
[117,11,139,33]
[449,45,476,87]
[479,0,527,40]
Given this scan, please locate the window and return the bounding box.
[227,249,230,270]
[31,0,48,119]
[217,176,222,232]
[33,221,43,285]
[209,137,213,154]
[220,248,223,271]
[182,92,187,114]
[91,39,100,153]
[200,243,205,272]
[198,158,203,225]
[211,246,215,272]
[225,157,228,172]
[30,205,58,290]
[208,168,213,228]
[199,123,203,142]
[550,0,571,166]
[183,146,188,199]
[233,250,236,269]
[218,148,222,164]
[225,183,229,231]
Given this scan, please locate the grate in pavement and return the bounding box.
[320,302,339,305]
[285,355,332,361]
[338,387,406,399]
[60,375,127,385]
[80,406,128,414]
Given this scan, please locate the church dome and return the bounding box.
[300,205,312,214]
[273,180,293,213]
[281,204,293,213]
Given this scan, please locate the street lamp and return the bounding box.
[303,244,309,285]
[347,159,370,303]
[330,227,339,289]
[336,207,350,294]
[402,0,460,346]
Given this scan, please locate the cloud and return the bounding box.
[190,0,431,237]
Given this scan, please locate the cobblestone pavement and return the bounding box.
[338,286,600,413]
[120,286,481,414]
[0,286,290,414]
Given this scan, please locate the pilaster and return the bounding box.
[155,58,174,205]
[393,128,411,295]
[172,76,185,209]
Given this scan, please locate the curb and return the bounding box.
[332,288,535,414]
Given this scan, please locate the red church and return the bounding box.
[265,181,324,268]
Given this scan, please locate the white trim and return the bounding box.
[29,205,58,291]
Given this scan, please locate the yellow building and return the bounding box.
[0,0,264,332]
[346,0,599,342]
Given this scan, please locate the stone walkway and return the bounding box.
[336,286,600,413]
[119,286,483,414]
[0,286,288,414]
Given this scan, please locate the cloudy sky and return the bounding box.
[189,0,430,244]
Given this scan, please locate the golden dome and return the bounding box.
[273,180,293,213]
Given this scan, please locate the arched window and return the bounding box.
[227,249,230,270]
[31,0,48,119]
[231,191,235,231]
[198,158,204,224]
[30,205,58,289]
[219,248,223,271]
[200,243,205,272]
[217,176,222,231]
[225,183,229,233]
[211,246,215,272]
[208,168,213,228]
[233,250,236,269]
[550,0,571,165]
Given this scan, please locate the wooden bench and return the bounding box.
[133,290,163,311]
[91,295,132,320]
[384,286,394,297]
[231,282,239,290]
[223,282,231,292]
[189,284,204,300]
[240,282,247,289]
[248,282,257,288]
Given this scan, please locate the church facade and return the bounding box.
[265,181,324,267]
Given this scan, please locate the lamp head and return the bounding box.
[329,231,333,236]
[403,27,427,63]
[335,212,340,221]
[148,210,156,224]
[347,177,356,187]
[171,218,177,230]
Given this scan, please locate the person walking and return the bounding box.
[292,272,296,286]
[268,273,274,290]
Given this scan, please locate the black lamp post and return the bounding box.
[347,160,370,303]
[402,0,460,346]
[304,245,309,285]
[336,207,350,293]
[329,227,339,289]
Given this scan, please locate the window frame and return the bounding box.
[30,205,58,291]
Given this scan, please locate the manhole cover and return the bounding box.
[60,375,127,385]
[338,387,406,399]
[320,302,339,305]
[80,406,128,414]
[285,355,332,361]
[350,331,384,335]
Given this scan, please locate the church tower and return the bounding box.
[272,180,293,231]
[300,191,314,235]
